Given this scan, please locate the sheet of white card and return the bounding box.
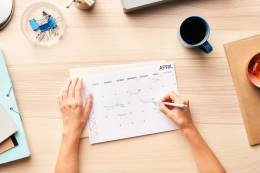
[84,63,178,144]
[0,104,17,143]
[70,61,168,138]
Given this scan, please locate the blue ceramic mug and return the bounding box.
[177,16,213,53]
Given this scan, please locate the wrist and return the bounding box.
[182,124,198,137]
[60,134,80,157]
[62,128,82,144]
[62,133,81,147]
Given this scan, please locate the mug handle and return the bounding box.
[199,41,213,53]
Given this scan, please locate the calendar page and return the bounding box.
[83,62,178,144]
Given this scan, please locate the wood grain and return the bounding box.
[0,0,260,172]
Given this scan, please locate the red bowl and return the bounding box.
[248,53,260,88]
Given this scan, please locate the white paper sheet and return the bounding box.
[0,104,17,143]
[83,62,178,144]
[71,61,168,138]
[70,60,167,78]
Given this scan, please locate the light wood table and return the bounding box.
[1,0,260,172]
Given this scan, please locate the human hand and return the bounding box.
[58,78,93,140]
[159,91,195,132]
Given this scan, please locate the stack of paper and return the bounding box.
[71,61,178,144]
[0,104,17,153]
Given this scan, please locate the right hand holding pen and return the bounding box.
[159,91,195,132]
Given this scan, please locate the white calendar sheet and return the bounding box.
[83,62,178,144]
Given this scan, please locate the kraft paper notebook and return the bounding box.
[0,49,30,164]
[224,35,260,146]
[0,136,18,154]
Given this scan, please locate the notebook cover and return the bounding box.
[0,49,31,164]
[0,138,15,154]
[224,35,260,146]
[0,135,18,154]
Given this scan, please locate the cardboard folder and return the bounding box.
[224,35,260,146]
[0,49,30,164]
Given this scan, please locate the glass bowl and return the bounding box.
[21,2,66,46]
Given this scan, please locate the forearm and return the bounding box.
[55,78,92,173]
[184,126,226,173]
[55,135,80,173]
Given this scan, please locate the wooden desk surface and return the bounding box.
[0,0,260,172]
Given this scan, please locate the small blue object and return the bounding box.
[38,22,50,32]
[48,16,57,28]
[28,14,57,32]
[29,19,39,31]
[38,16,57,32]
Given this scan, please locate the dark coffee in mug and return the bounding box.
[180,17,207,45]
[178,16,213,53]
